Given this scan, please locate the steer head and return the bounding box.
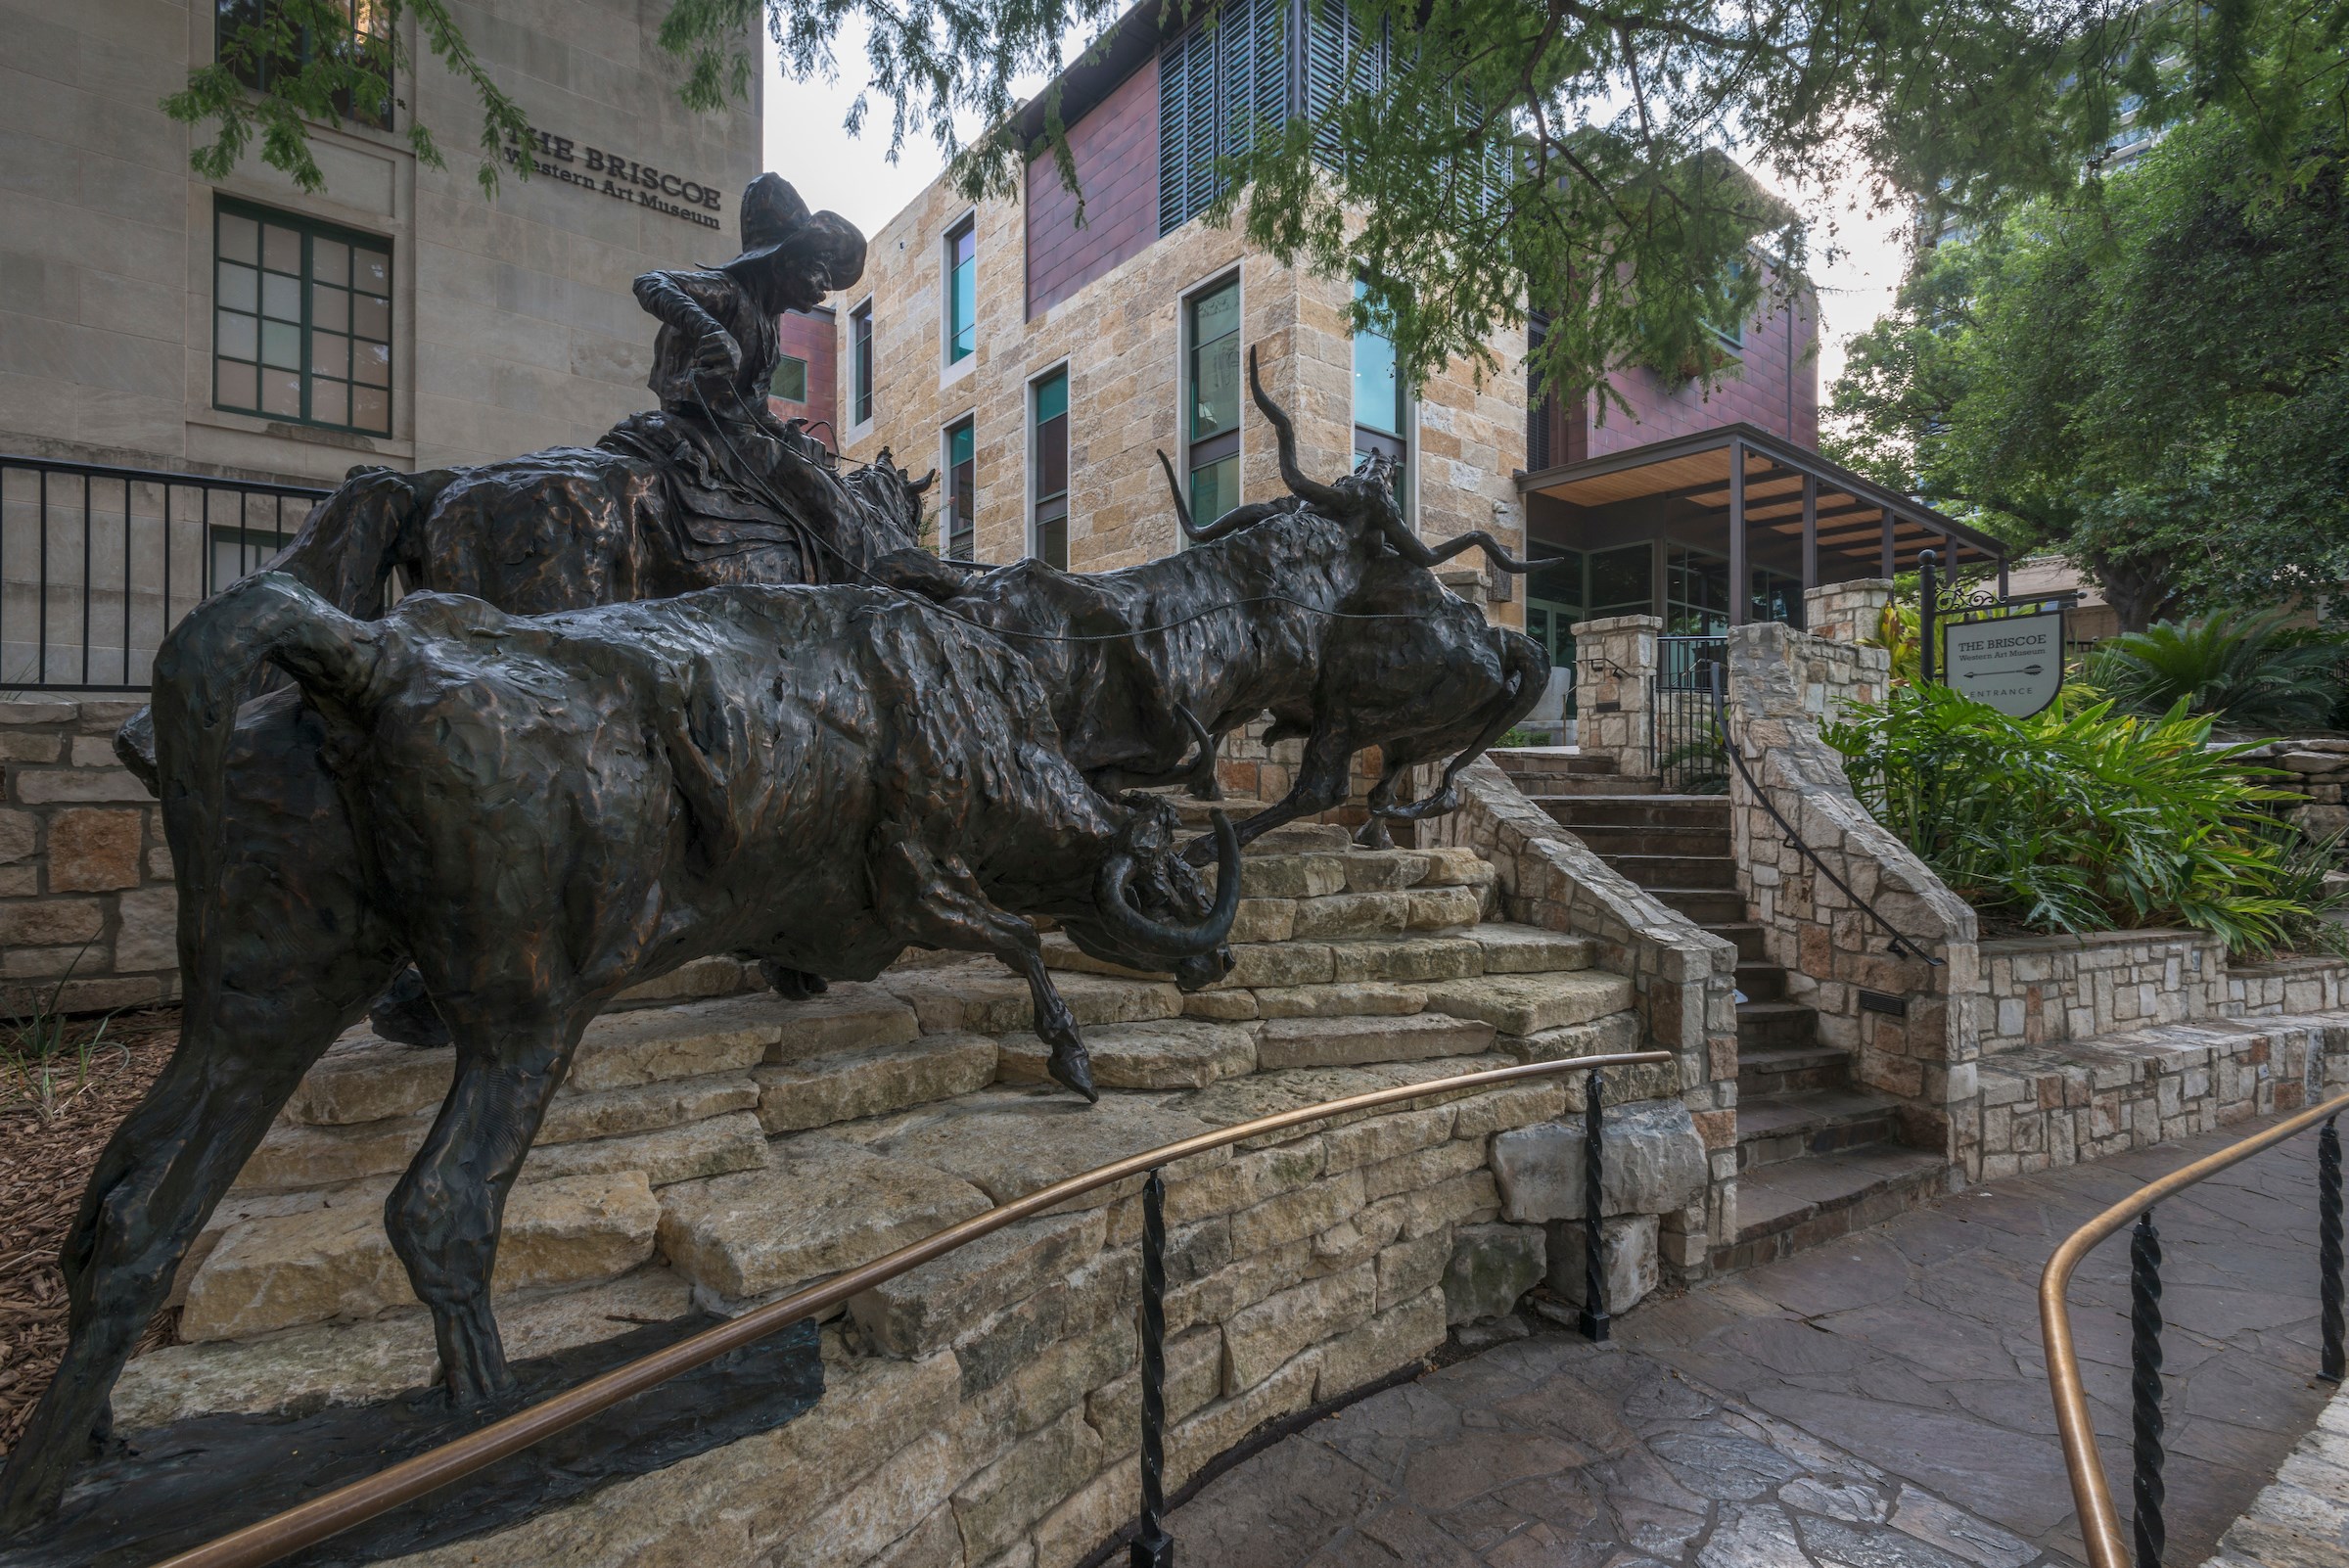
[1061,793,1240,992]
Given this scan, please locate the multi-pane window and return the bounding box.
[214,200,392,435]
[1665,545,1730,636]
[945,218,977,364]
[1751,567,1804,627]
[850,301,874,425]
[215,0,392,130]
[1588,544,1654,619]
[769,354,807,403]
[1031,370,1069,570]
[1183,278,1242,531]
[1522,551,1585,670]
[944,417,977,560]
[1352,278,1407,517]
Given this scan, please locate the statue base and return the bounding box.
[4,1314,823,1567]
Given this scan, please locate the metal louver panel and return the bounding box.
[1158,0,1291,234]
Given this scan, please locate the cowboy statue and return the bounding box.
[600,173,920,582]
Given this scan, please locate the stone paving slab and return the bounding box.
[1167,1114,2343,1567]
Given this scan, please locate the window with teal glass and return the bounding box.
[1032,370,1069,569]
[946,218,977,364]
[1183,277,1242,535]
[770,353,807,403]
[945,417,977,560]
[1351,277,1408,517]
[213,197,392,435]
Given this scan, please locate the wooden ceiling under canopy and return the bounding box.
[1516,423,2007,581]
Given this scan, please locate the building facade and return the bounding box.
[824,0,1829,633]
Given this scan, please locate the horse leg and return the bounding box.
[0,973,378,1531]
[872,838,1097,1103]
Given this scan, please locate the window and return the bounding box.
[769,353,807,403]
[1522,549,1585,673]
[1031,371,1070,569]
[209,525,289,593]
[1183,277,1242,531]
[213,199,392,435]
[850,301,874,425]
[1665,546,1730,635]
[945,218,977,364]
[944,417,977,561]
[1587,544,1653,618]
[1751,567,1804,628]
[1352,278,1407,517]
[215,0,392,130]
[1706,259,1747,351]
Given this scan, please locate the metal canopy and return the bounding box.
[1515,421,2007,579]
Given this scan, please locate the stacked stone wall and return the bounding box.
[2237,737,2349,847]
[1979,931,2227,1053]
[0,697,178,1013]
[1725,623,1982,1164]
[1413,759,1740,1272]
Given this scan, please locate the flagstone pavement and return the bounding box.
[1162,1116,2339,1567]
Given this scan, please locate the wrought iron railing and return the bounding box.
[152,1048,1670,1568]
[2041,1092,2349,1568]
[1650,634,1727,792]
[0,455,328,693]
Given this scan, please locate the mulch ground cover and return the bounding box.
[1,1009,181,1457]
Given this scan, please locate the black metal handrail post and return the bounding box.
[1579,1067,1610,1341]
[2129,1211,2165,1568]
[1131,1169,1174,1568]
[2322,1116,2344,1382]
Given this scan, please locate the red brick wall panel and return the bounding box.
[1026,60,1161,318]
[769,305,839,445]
[1586,281,1819,456]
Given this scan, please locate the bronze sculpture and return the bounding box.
[0,574,1239,1532]
[876,349,1546,852]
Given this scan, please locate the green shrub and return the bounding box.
[2086,612,2342,734]
[1823,682,2342,955]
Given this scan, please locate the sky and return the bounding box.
[759,37,1915,394]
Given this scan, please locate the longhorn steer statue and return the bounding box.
[0,576,1237,1531]
[878,347,1548,853]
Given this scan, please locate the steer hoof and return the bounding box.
[1048,1045,1100,1104]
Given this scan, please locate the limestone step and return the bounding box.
[1734,1088,1904,1170]
[754,1033,999,1132]
[1560,822,1733,859]
[1736,1043,1852,1097]
[1517,772,1665,796]
[1254,1013,1497,1071]
[1648,887,1747,924]
[996,1020,1257,1090]
[1715,1146,1949,1271]
[829,1088,1230,1215]
[1421,971,1635,1037]
[1533,794,1730,829]
[1737,999,1820,1051]
[1712,921,1771,964]
[1044,923,1595,991]
[181,1172,662,1342]
[1597,852,1738,890]
[1492,748,1618,781]
[1171,1053,1552,1143]
[1734,961,1786,1002]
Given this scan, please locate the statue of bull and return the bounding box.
[877,347,1547,853]
[0,576,1236,1531]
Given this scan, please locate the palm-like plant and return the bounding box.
[2088,613,2342,734]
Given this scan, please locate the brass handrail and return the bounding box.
[2039,1089,2349,1568]
[155,1048,1672,1568]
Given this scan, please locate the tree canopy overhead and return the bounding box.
[1827,113,2349,630]
[178,0,2348,412]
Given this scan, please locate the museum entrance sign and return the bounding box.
[1942,608,2065,718]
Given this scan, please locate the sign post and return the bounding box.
[1916,548,2076,719]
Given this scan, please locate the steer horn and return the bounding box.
[1156,451,1294,543]
[1246,347,1347,513]
[1092,808,1241,956]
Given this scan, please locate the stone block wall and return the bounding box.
[1979,931,2227,1054]
[1415,759,1741,1271]
[1802,579,1894,646]
[2231,957,2349,1017]
[2237,738,2349,846]
[0,697,179,1013]
[1725,623,1984,1164]
[1569,615,1660,777]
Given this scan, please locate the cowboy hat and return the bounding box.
[714,173,866,293]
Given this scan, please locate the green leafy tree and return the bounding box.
[1829,113,2349,630]
[180,0,2346,413]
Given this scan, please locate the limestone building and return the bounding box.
[821,0,1833,638]
[0,0,760,687]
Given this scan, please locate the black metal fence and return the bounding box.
[1650,633,1727,793]
[1,455,329,693]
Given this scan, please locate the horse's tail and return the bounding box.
[152,573,386,1017]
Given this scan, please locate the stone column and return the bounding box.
[1569,615,1660,776]
[1804,578,1894,645]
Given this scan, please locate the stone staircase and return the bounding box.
[1494,751,1945,1270]
[117,813,1656,1527]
